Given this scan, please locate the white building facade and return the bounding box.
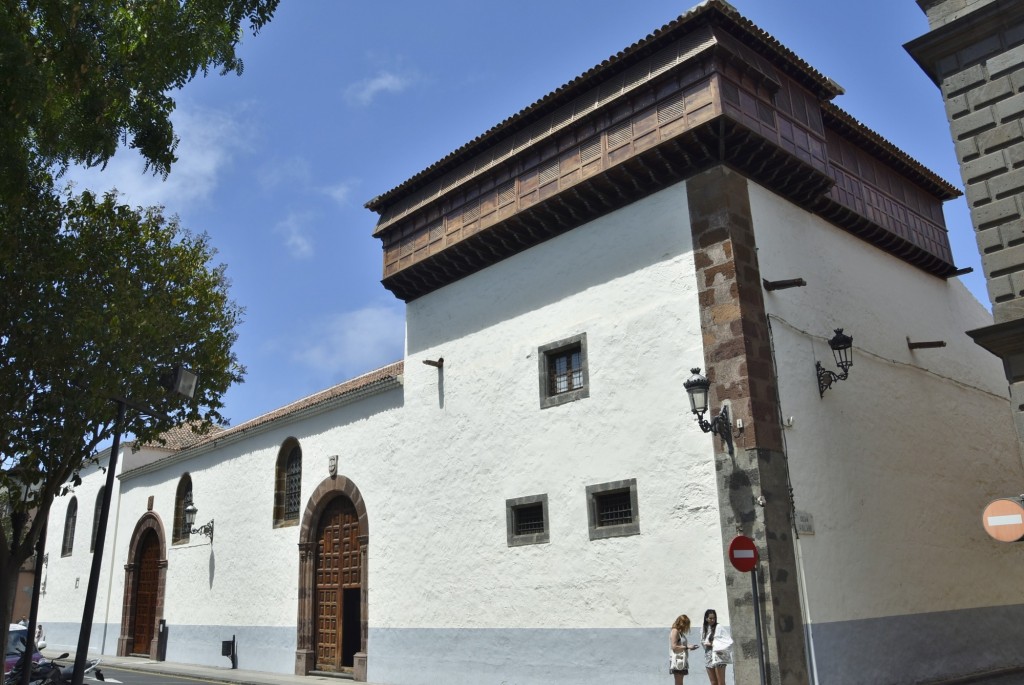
[36,3,1024,684]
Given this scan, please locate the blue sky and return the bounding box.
[67,0,980,427]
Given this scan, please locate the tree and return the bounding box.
[0,0,280,201]
[0,174,245,644]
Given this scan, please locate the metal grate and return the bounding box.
[549,347,583,394]
[513,503,545,536]
[285,446,302,520]
[596,490,633,527]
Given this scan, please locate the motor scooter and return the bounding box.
[4,651,102,685]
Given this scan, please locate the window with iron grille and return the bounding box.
[274,440,302,527]
[61,497,77,557]
[506,494,549,547]
[90,486,104,552]
[538,333,589,409]
[172,475,192,544]
[586,479,640,540]
[285,446,301,520]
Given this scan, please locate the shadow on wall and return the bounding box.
[406,186,693,354]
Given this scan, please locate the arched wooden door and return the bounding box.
[131,530,160,654]
[314,496,361,672]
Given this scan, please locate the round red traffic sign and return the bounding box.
[983,498,1024,542]
[729,535,759,572]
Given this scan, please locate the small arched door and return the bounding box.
[131,530,160,654]
[314,496,361,671]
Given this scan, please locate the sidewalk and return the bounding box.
[48,650,389,685]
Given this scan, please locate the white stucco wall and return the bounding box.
[38,442,164,655]
[748,179,1024,684]
[112,388,405,671]
[369,182,728,684]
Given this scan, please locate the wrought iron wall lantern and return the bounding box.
[184,498,215,542]
[816,328,854,397]
[683,368,734,456]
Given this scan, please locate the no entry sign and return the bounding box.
[729,535,759,572]
[983,498,1024,542]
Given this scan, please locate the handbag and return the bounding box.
[710,632,733,666]
[670,650,689,672]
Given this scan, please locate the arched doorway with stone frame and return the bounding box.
[117,509,168,659]
[295,475,369,680]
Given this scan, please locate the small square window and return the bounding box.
[586,479,640,540]
[506,494,549,547]
[538,333,589,409]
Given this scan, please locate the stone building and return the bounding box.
[36,2,1024,684]
[907,0,1024,455]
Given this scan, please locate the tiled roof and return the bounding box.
[365,0,840,212]
[120,361,405,478]
[140,422,224,451]
[187,361,405,449]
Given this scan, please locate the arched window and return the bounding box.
[62,497,78,557]
[274,439,302,526]
[90,486,105,552]
[173,474,193,544]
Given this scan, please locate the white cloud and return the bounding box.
[344,71,413,106]
[293,304,405,379]
[321,179,358,206]
[274,212,315,259]
[258,156,311,191]
[62,104,251,211]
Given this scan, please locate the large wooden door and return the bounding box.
[132,530,159,654]
[315,497,361,671]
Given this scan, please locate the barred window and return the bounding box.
[173,475,192,544]
[285,446,302,520]
[550,349,583,394]
[586,479,640,540]
[538,333,589,409]
[274,439,302,527]
[61,497,78,557]
[595,490,633,527]
[515,504,545,535]
[506,494,549,547]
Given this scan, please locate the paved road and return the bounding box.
[99,666,224,685]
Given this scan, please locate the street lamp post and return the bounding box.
[71,367,197,685]
[8,470,47,685]
[20,517,47,685]
[70,400,124,685]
